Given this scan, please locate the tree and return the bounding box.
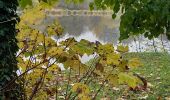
[15,2,143,99]
[90,0,170,40]
[0,0,147,99]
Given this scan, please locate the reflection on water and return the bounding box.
[39,12,170,53]
[54,15,170,53]
[58,16,120,44]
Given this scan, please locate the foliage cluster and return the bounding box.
[90,0,170,40]
[13,3,144,99]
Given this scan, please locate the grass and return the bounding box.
[88,52,170,100]
[124,52,170,99]
[61,52,170,100]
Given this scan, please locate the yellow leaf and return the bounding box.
[47,21,63,36]
[59,37,77,47]
[78,94,91,100]
[36,33,44,43]
[45,37,57,46]
[17,57,24,63]
[97,44,114,55]
[63,58,87,74]
[72,83,90,94]
[117,60,128,72]
[117,45,129,53]
[107,74,118,86]
[118,73,138,88]
[106,52,120,65]
[128,58,142,68]
[20,4,46,25]
[48,64,61,72]
[48,47,63,56]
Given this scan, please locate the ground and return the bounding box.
[89,52,170,100]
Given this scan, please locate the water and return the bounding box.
[35,7,170,53]
[50,15,169,53]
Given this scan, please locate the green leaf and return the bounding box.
[71,39,95,55]
[44,0,59,5]
[19,0,32,8]
[118,73,138,88]
[89,2,94,10]
[24,52,31,57]
[112,13,116,19]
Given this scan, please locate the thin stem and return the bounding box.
[92,80,106,100]
[1,38,75,91]
[92,74,110,100]
[65,68,71,100]
[56,77,59,100]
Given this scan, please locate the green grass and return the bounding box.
[125,52,170,99]
[88,52,170,100]
[63,52,170,99]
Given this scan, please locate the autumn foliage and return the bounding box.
[14,3,144,99]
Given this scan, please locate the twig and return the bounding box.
[29,69,48,100]
[70,56,99,100]
[1,37,75,91]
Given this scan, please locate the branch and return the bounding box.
[0,17,19,24]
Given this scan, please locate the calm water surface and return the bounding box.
[55,15,170,53]
[38,13,170,53]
